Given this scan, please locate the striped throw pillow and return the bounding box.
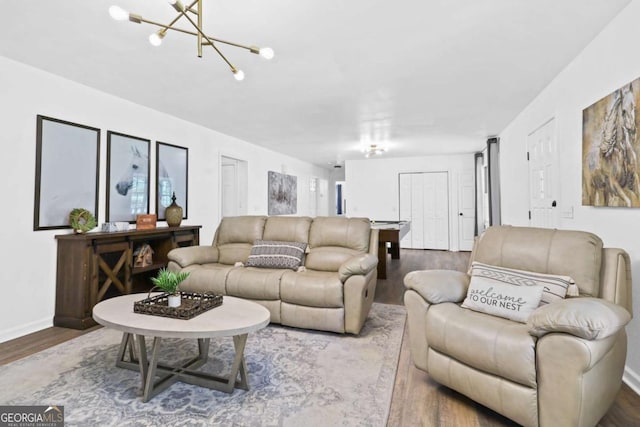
[246,240,307,270]
[469,261,578,306]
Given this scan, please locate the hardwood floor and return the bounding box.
[1,249,639,426]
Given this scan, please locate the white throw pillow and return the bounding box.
[469,261,578,306]
[462,277,544,323]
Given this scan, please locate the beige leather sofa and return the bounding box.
[404,225,633,427]
[167,216,379,334]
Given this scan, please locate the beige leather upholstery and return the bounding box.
[263,216,312,243]
[216,216,266,265]
[404,225,633,427]
[168,215,378,334]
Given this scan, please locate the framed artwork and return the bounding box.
[33,115,100,230]
[268,171,297,215]
[106,131,150,222]
[156,141,188,220]
[583,77,640,207]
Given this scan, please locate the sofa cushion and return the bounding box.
[426,303,538,388]
[215,216,266,245]
[263,216,312,243]
[462,278,544,323]
[472,226,603,297]
[246,240,307,270]
[226,267,285,300]
[178,263,232,295]
[215,216,266,264]
[305,246,362,272]
[280,270,344,308]
[218,243,254,265]
[469,261,578,306]
[308,217,370,252]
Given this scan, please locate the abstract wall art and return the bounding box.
[583,78,640,207]
[268,171,297,215]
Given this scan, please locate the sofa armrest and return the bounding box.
[167,246,219,268]
[527,297,631,340]
[403,270,469,304]
[339,254,378,282]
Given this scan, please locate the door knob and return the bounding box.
[551,200,557,207]
[459,213,463,216]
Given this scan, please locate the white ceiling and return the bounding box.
[0,0,631,167]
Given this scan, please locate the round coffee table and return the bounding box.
[93,294,270,402]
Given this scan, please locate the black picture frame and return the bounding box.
[33,115,100,231]
[156,141,189,220]
[106,131,151,222]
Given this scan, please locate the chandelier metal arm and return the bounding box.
[136,17,258,55]
[159,0,199,37]
[201,38,260,54]
[135,17,200,38]
[109,0,273,80]
[170,1,237,71]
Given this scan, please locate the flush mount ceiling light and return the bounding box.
[362,144,386,158]
[109,0,274,81]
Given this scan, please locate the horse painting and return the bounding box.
[109,142,150,221]
[583,80,640,207]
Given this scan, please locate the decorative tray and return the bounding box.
[134,292,223,320]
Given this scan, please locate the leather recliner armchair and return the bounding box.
[403,225,633,427]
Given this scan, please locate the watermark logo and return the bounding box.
[0,406,64,427]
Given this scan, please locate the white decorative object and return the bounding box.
[168,294,181,308]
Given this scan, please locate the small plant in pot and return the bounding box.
[150,268,190,308]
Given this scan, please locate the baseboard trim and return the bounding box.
[623,366,640,396]
[0,318,53,344]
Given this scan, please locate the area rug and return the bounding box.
[0,303,405,426]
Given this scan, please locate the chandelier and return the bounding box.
[362,144,387,158]
[108,0,274,81]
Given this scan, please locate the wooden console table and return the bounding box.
[54,225,201,330]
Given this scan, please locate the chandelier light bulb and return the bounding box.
[259,47,274,60]
[109,5,129,21]
[168,0,185,12]
[149,32,164,46]
[233,69,245,81]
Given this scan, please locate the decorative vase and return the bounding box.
[165,192,183,227]
[167,293,181,308]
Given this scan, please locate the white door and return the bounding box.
[308,177,318,216]
[221,156,248,218]
[317,179,329,216]
[411,173,425,248]
[425,172,449,250]
[399,173,412,248]
[458,170,475,250]
[221,163,238,217]
[398,172,450,250]
[528,118,558,228]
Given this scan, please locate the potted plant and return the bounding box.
[150,268,190,307]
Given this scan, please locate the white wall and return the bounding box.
[499,0,640,392]
[0,56,329,342]
[345,154,475,251]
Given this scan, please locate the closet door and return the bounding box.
[399,173,413,248]
[410,173,425,249]
[398,171,450,250]
[431,172,450,250]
